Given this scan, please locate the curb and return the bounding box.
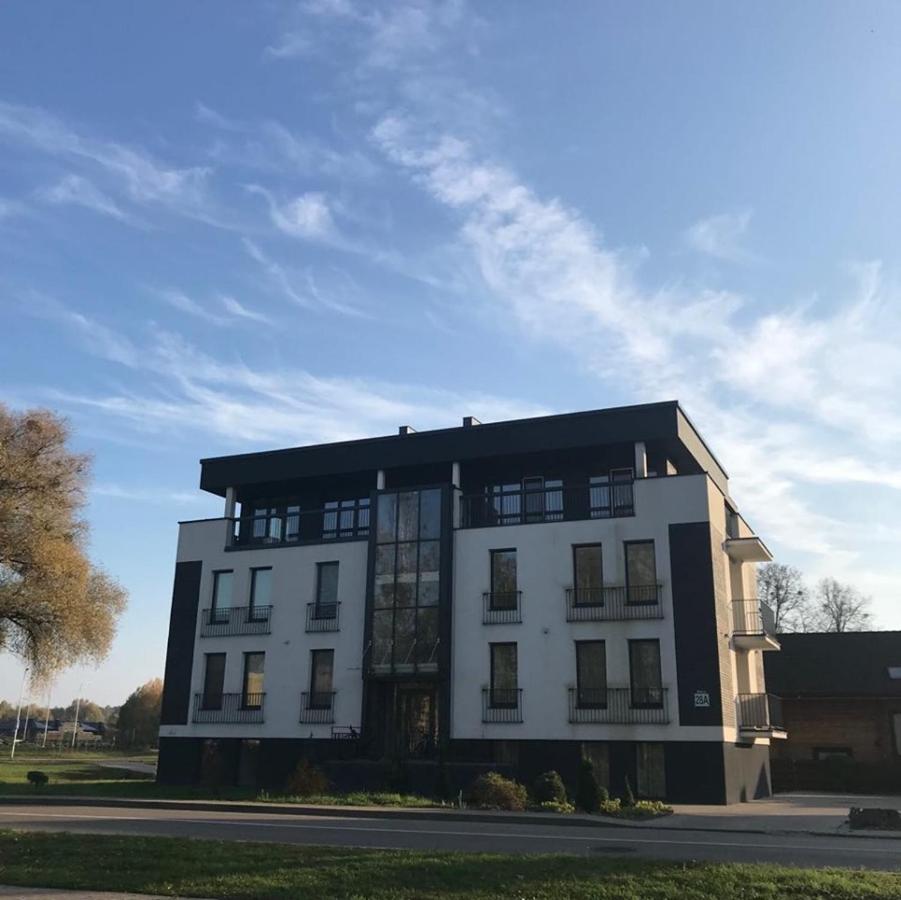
[2,795,900,842]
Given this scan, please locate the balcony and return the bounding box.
[482,591,522,625]
[567,686,670,724]
[192,692,265,724]
[226,502,369,551]
[306,602,340,633]
[732,600,780,651]
[300,691,336,724]
[565,585,663,622]
[199,605,272,637]
[481,687,523,723]
[461,481,633,529]
[737,693,786,738]
[724,536,772,563]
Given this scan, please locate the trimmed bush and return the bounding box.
[467,771,528,811]
[532,770,566,805]
[285,759,329,797]
[575,758,604,813]
[623,774,636,807]
[26,771,48,788]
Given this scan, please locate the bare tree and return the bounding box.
[812,577,872,632]
[757,563,810,632]
[0,405,127,682]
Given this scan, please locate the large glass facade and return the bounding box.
[371,488,442,674]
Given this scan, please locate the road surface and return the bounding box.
[1,802,900,870]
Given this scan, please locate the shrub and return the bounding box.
[575,759,604,813]
[26,771,48,788]
[285,759,328,797]
[467,771,528,811]
[536,799,575,814]
[532,770,566,805]
[623,774,636,807]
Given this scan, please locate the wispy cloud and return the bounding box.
[154,287,273,327]
[247,186,337,242]
[92,483,205,505]
[684,210,755,263]
[220,294,273,325]
[37,174,132,223]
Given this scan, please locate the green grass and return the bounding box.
[0,831,898,899]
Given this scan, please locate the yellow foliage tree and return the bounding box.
[0,405,127,682]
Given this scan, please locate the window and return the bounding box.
[249,568,271,621]
[252,506,281,541]
[315,562,339,619]
[573,544,603,606]
[814,747,853,761]
[489,642,518,707]
[490,549,518,610]
[888,667,901,680]
[589,468,634,518]
[576,641,606,708]
[310,649,334,708]
[211,571,234,623]
[629,639,663,708]
[242,652,265,709]
[323,497,370,539]
[202,653,226,710]
[636,743,666,798]
[523,476,563,522]
[625,541,657,604]
[285,504,301,541]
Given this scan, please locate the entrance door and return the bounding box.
[396,688,437,758]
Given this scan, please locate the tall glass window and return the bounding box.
[576,640,606,707]
[211,571,233,623]
[625,540,657,604]
[490,549,517,610]
[573,544,603,605]
[489,642,518,707]
[316,562,339,618]
[310,649,334,708]
[371,488,442,674]
[242,652,265,708]
[249,568,271,620]
[629,639,663,708]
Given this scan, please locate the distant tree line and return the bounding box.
[757,563,873,633]
[0,677,162,748]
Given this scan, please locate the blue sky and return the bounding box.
[2,1,901,705]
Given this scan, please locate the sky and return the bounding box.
[2,1,901,706]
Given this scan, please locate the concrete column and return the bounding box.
[634,441,648,478]
[224,486,236,519]
[451,461,461,528]
[376,469,386,490]
[451,461,461,488]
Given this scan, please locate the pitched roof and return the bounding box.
[764,631,901,698]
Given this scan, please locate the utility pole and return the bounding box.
[70,680,90,750]
[10,665,29,760]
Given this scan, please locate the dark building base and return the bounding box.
[157,737,771,805]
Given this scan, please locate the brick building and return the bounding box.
[764,631,901,792]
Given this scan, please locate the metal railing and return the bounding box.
[482,591,522,624]
[192,692,265,724]
[300,691,336,724]
[481,687,523,723]
[567,686,670,724]
[565,585,663,621]
[200,605,272,637]
[226,503,370,549]
[461,481,634,529]
[732,600,776,636]
[306,602,340,632]
[738,693,783,731]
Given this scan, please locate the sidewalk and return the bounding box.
[2,791,899,840]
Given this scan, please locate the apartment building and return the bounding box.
[158,401,782,803]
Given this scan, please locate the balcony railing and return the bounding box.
[200,605,272,637]
[565,585,663,621]
[732,600,776,636]
[481,687,523,723]
[300,691,336,724]
[567,686,670,724]
[738,693,783,731]
[192,692,265,724]
[306,602,340,632]
[482,591,522,624]
[227,502,369,550]
[461,481,634,529]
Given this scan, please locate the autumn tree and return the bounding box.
[0,405,127,683]
[116,678,163,748]
[812,577,872,632]
[757,562,811,632]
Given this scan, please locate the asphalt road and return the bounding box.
[2,803,900,870]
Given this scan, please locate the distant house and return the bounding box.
[764,631,901,792]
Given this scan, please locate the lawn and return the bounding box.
[0,831,898,899]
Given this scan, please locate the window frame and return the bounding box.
[489,642,518,708]
[309,648,335,709]
[201,652,226,710]
[624,540,658,606]
[315,561,340,619]
[210,570,234,624]
[575,640,607,709]
[489,548,518,611]
[248,567,272,622]
[572,543,603,607]
[629,638,663,709]
[241,651,265,710]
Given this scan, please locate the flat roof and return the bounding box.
[199,400,730,497]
